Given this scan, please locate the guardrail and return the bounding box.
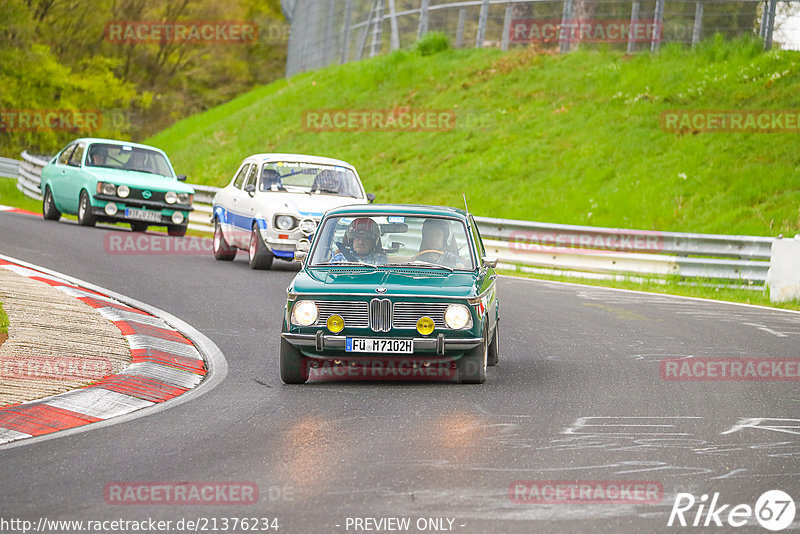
[9,152,779,290]
[0,157,21,179]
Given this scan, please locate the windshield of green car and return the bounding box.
[85,143,174,178]
[259,162,362,198]
[309,215,475,270]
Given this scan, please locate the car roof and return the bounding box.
[324,203,469,219]
[70,138,168,154]
[244,153,357,170]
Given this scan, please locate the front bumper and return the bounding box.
[90,205,189,227]
[282,331,482,357]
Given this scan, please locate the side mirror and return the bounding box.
[177,174,187,182]
[481,256,498,269]
[293,251,308,262]
[244,184,256,196]
[366,193,376,203]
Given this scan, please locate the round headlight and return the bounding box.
[416,316,435,336]
[171,211,184,225]
[327,314,344,333]
[291,301,318,326]
[444,304,471,330]
[117,185,130,198]
[177,192,191,204]
[104,202,118,216]
[300,219,317,234]
[165,191,178,204]
[102,183,117,196]
[276,215,294,230]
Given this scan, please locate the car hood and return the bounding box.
[255,192,367,218]
[84,168,194,193]
[291,268,479,299]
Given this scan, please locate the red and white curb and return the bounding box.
[0,205,40,217]
[0,256,226,447]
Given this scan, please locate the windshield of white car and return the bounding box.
[85,144,173,177]
[259,162,362,198]
[308,215,475,270]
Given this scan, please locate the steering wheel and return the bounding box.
[334,241,358,262]
[411,249,446,263]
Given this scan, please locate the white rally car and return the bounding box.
[211,154,374,269]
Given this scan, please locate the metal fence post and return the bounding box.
[691,1,703,46]
[388,0,400,50]
[650,0,664,53]
[501,4,513,50]
[369,0,384,58]
[417,0,430,40]
[764,0,778,50]
[627,0,641,53]
[559,0,574,53]
[355,1,375,60]
[456,8,466,47]
[340,0,353,63]
[759,0,769,39]
[323,0,337,66]
[476,0,490,48]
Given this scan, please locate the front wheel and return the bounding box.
[248,226,273,270]
[213,219,236,261]
[42,187,61,221]
[280,336,307,384]
[167,225,187,237]
[77,190,96,227]
[458,325,488,384]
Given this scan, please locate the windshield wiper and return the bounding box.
[314,262,378,269]
[308,188,343,196]
[395,261,454,272]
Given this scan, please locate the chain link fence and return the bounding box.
[282,0,798,75]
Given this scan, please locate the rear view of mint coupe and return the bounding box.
[281,204,500,384]
[40,138,194,236]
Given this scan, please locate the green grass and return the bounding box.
[147,35,800,237]
[499,269,800,311]
[0,300,8,336]
[0,178,43,213]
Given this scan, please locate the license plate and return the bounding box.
[125,208,162,222]
[345,338,413,354]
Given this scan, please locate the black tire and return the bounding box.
[42,187,61,221]
[248,225,273,270]
[458,325,488,384]
[77,190,96,227]
[280,336,307,384]
[130,222,148,232]
[213,219,236,261]
[167,225,187,237]
[487,320,499,367]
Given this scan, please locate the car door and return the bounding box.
[235,163,260,244]
[470,215,498,327]
[63,142,87,212]
[216,162,250,247]
[48,143,76,206]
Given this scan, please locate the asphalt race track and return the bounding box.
[1,210,799,533]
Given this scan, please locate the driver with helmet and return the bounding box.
[332,217,387,264]
[415,218,465,268]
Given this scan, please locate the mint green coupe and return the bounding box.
[281,204,500,384]
[40,138,194,236]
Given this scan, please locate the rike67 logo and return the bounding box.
[668,490,795,531]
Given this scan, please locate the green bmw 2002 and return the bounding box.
[281,204,500,384]
[40,138,194,236]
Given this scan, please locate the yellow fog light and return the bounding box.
[327,314,344,333]
[416,316,435,336]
